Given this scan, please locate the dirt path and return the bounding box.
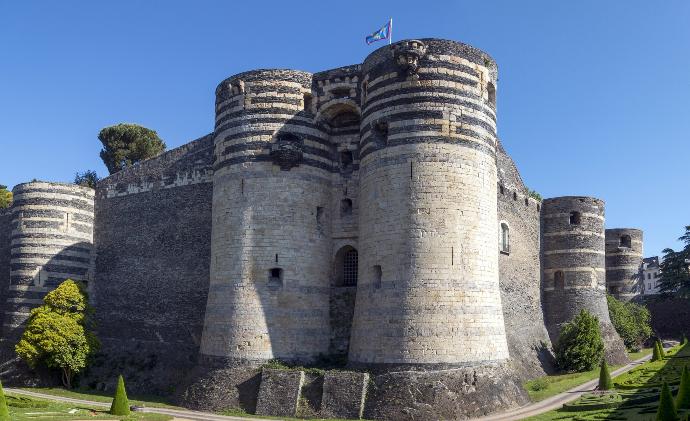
[472,353,653,421]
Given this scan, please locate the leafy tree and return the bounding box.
[658,226,690,298]
[110,375,130,416]
[607,295,653,351]
[677,365,690,410]
[74,170,100,188]
[98,123,166,174]
[598,359,613,390]
[0,381,9,420]
[657,382,678,421]
[15,280,99,389]
[0,185,11,209]
[527,188,542,201]
[555,309,605,372]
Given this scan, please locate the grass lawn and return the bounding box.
[523,348,652,402]
[523,342,690,420]
[19,387,180,410]
[4,392,172,420]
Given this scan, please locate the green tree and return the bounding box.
[598,359,613,390]
[74,170,100,188]
[555,309,605,372]
[0,185,11,209]
[658,226,690,298]
[110,375,130,416]
[15,280,99,389]
[658,340,667,358]
[98,123,166,174]
[657,382,678,421]
[607,295,653,351]
[0,381,9,421]
[677,365,690,410]
[653,341,663,362]
[527,188,542,201]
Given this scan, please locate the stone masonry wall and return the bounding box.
[90,135,214,394]
[605,228,643,300]
[0,209,11,331]
[496,142,554,378]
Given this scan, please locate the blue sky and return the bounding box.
[1,1,688,257]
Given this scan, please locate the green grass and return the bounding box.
[18,387,180,409]
[4,392,172,420]
[523,348,652,402]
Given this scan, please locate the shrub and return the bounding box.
[555,310,605,372]
[0,381,9,421]
[677,365,690,410]
[527,377,549,392]
[598,360,613,390]
[656,382,677,421]
[658,340,667,358]
[653,342,663,362]
[109,375,130,416]
[607,295,653,351]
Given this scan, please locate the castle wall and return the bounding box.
[605,228,643,300]
[5,182,95,339]
[496,142,554,378]
[201,69,335,364]
[349,39,509,366]
[0,209,12,331]
[541,197,628,364]
[92,135,214,393]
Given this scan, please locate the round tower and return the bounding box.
[7,181,94,337]
[605,228,643,301]
[349,39,509,366]
[541,196,628,364]
[200,69,333,364]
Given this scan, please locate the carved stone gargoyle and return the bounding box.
[270,133,303,170]
[393,40,428,78]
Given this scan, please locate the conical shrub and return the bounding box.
[658,340,667,358]
[0,381,10,421]
[657,382,678,421]
[653,341,663,362]
[677,365,690,410]
[598,359,613,390]
[109,375,130,416]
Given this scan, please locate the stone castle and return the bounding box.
[0,38,645,420]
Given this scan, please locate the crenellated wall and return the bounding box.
[90,134,214,394]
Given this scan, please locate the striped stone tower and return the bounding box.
[6,181,94,337]
[199,69,334,364]
[541,196,628,364]
[349,39,509,366]
[605,228,643,301]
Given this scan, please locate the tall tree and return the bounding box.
[658,226,690,298]
[98,123,166,174]
[0,185,12,209]
[74,170,100,188]
[15,280,100,389]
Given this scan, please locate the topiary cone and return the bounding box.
[677,365,690,410]
[658,340,667,358]
[110,375,130,416]
[657,382,678,421]
[0,381,9,421]
[598,359,613,390]
[653,342,663,362]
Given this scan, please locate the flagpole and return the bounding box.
[389,18,393,44]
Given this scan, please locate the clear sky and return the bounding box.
[1,1,688,257]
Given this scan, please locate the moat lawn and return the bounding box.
[524,348,653,402]
[524,343,689,420]
[4,392,172,420]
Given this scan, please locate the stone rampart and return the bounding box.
[605,228,643,300]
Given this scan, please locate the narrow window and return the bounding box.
[372,265,382,289]
[525,197,529,206]
[316,206,325,226]
[569,211,581,225]
[500,223,510,254]
[499,185,504,195]
[343,249,358,286]
[513,192,517,201]
[362,81,368,99]
[487,82,496,107]
[268,268,283,286]
[340,151,353,171]
[374,121,389,146]
[303,93,313,112]
[620,235,632,248]
[341,198,353,216]
[554,271,565,289]
[64,213,70,233]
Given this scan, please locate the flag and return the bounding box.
[366,19,392,45]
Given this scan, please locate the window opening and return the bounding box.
[500,223,510,253]
[341,198,353,216]
[343,249,358,286]
[569,211,581,225]
[554,271,565,289]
